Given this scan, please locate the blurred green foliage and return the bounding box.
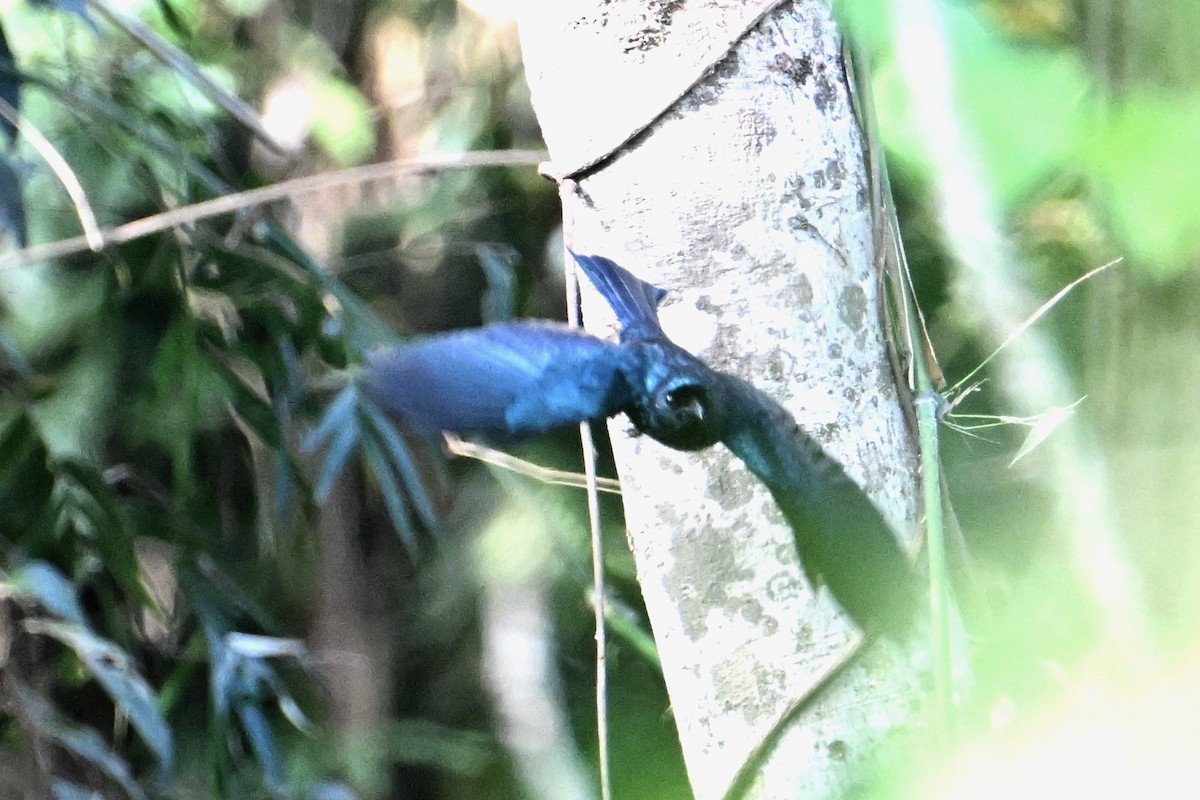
[0,0,607,797]
[845,0,1200,279]
[841,0,1200,795]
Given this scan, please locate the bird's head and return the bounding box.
[628,345,726,450]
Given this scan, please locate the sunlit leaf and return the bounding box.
[304,384,359,454]
[53,779,119,800]
[277,691,313,735]
[307,781,359,800]
[871,2,1092,205]
[1007,399,1084,466]
[306,385,361,500]
[236,702,285,792]
[204,627,313,791]
[28,0,96,27]
[307,76,375,166]
[29,621,173,774]
[359,395,438,529]
[225,632,308,660]
[226,633,315,733]
[6,560,87,627]
[208,630,236,719]
[1084,90,1200,279]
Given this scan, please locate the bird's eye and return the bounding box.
[664,385,706,420]
[650,383,718,450]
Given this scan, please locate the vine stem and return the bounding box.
[566,247,613,800]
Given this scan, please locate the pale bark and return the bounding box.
[520,2,919,797]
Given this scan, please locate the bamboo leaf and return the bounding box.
[359,395,438,529]
[360,434,419,555]
[13,682,147,800]
[29,621,173,774]
[6,560,87,628]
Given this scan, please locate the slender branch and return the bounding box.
[945,259,1120,399]
[853,28,959,727]
[0,149,547,268]
[0,98,102,250]
[893,0,1146,648]
[443,434,622,494]
[566,248,612,800]
[720,636,866,800]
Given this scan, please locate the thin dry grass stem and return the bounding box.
[895,0,1146,650]
[0,149,547,269]
[563,248,613,800]
[721,634,867,800]
[944,258,1122,400]
[0,98,102,250]
[443,434,622,494]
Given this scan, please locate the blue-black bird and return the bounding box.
[363,252,923,638]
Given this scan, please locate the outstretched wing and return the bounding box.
[716,373,923,638]
[570,251,666,343]
[569,251,921,635]
[362,321,639,437]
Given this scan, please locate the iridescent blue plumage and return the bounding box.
[571,252,666,341]
[360,251,923,638]
[364,321,639,437]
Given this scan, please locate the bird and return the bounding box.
[362,251,923,638]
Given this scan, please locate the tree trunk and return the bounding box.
[519,2,920,797]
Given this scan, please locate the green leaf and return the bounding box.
[305,384,361,500]
[0,414,56,536]
[1083,90,1200,279]
[53,460,150,611]
[12,682,147,800]
[30,621,174,774]
[0,21,18,144]
[262,233,395,356]
[873,2,1092,206]
[212,356,284,449]
[236,703,284,792]
[28,0,96,29]
[6,560,87,627]
[152,0,193,40]
[304,384,360,454]
[307,76,375,166]
[360,434,420,555]
[359,396,438,529]
[0,155,26,247]
[476,243,519,323]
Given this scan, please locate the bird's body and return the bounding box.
[361,252,923,638]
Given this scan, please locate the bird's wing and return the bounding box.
[717,374,922,638]
[570,251,667,342]
[362,321,639,437]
